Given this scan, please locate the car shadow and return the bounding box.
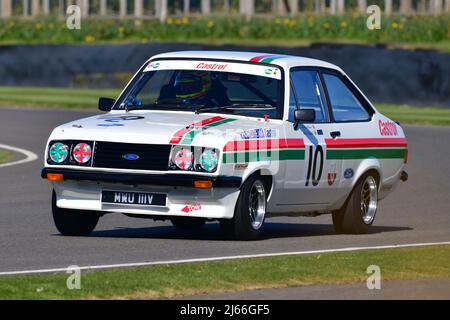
[83,222,413,241]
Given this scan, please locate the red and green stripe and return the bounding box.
[249,54,288,64]
[170,116,237,145]
[222,137,407,164]
[325,138,408,160]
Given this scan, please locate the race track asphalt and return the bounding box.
[0,108,449,273]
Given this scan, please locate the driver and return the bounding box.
[159,70,231,106]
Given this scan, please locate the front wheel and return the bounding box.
[222,176,267,240]
[52,191,100,236]
[332,174,379,234]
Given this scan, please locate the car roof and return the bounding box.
[150,51,343,72]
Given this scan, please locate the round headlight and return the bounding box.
[173,147,194,170]
[73,143,92,164]
[49,142,69,164]
[200,149,219,172]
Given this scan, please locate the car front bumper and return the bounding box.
[43,168,242,220]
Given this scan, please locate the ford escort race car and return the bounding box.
[42,51,409,240]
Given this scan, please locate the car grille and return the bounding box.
[93,142,171,171]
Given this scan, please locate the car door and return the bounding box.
[319,70,376,208]
[278,68,339,212]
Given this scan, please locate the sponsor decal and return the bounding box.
[181,203,202,213]
[240,128,277,140]
[344,168,354,179]
[149,62,160,69]
[379,120,399,137]
[97,123,124,127]
[234,163,249,170]
[196,62,228,71]
[328,164,337,186]
[223,138,305,164]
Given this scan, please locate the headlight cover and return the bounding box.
[199,148,219,173]
[49,142,69,164]
[73,143,92,164]
[172,147,194,171]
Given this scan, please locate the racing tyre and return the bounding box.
[52,191,100,236]
[171,217,206,230]
[222,175,267,240]
[332,173,379,234]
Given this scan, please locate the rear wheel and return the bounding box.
[221,175,267,240]
[52,191,100,236]
[171,217,206,230]
[332,174,379,234]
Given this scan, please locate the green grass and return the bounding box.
[0,87,449,126]
[0,150,13,164]
[0,15,449,52]
[0,245,449,299]
[0,86,120,109]
[377,103,450,126]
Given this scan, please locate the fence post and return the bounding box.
[240,0,254,19]
[23,0,29,16]
[31,0,40,16]
[134,0,143,18]
[100,0,107,16]
[1,0,13,17]
[385,0,392,16]
[42,0,50,15]
[119,0,127,18]
[183,0,190,15]
[201,0,211,15]
[431,0,443,14]
[155,0,167,23]
[289,0,298,16]
[330,0,337,15]
[357,0,367,13]
[223,0,230,12]
[445,0,450,12]
[399,0,412,14]
[81,0,89,16]
[337,0,345,14]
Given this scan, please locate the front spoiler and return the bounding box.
[41,168,242,188]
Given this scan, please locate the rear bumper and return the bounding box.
[41,168,242,188]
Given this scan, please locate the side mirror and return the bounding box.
[98,97,116,112]
[294,109,315,130]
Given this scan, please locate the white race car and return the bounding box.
[42,51,408,240]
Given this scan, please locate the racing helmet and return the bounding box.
[174,71,212,101]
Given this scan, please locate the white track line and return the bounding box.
[0,144,38,168]
[1,241,449,276]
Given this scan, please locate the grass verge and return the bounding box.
[0,87,450,126]
[0,149,13,164]
[0,245,449,299]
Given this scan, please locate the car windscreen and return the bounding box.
[114,60,284,119]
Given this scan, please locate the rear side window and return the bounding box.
[323,73,370,122]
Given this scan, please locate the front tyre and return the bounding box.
[52,191,100,236]
[332,174,379,234]
[222,176,267,240]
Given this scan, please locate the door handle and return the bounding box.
[330,131,341,139]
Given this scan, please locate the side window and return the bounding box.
[322,73,370,122]
[290,70,328,123]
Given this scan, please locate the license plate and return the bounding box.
[102,191,167,207]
